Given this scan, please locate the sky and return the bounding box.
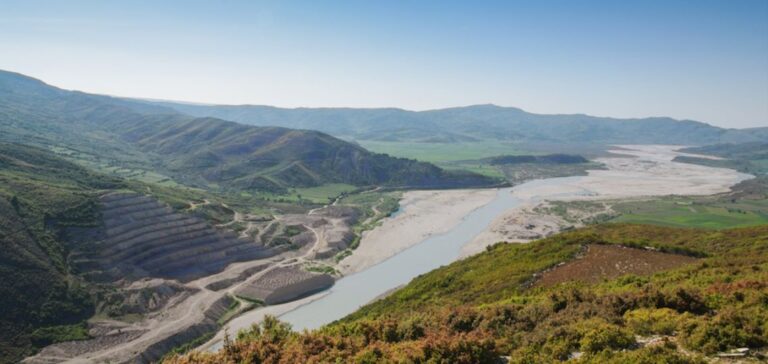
[1,0,767,128]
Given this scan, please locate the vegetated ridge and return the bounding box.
[675,142,768,175]
[167,224,768,363]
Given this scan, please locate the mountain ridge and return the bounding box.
[144,99,767,145]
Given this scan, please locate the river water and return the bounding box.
[279,176,589,330]
[204,145,751,351]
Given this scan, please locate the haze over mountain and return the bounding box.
[149,101,767,145]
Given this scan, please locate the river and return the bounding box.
[206,145,751,349]
[279,176,591,330]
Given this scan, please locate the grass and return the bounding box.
[48,145,182,187]
[611,198,768,229]
[29,323,91,347]
[358,141,601,182]
[357,140,527,163]
[337,190,402,252]
[439,161,506,178]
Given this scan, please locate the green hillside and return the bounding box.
[0,143,124,361]
[0,70,499,193]
[167,224,768,363]
[115,117,499,192]
[675,142,768,175]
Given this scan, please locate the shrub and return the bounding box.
[678,306,768,354]
[578,320,636,354]
[580,344,704,364]
[623,308,681,336]
[354,347,383,364]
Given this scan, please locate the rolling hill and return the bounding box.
[149,101,768,145]
[0,70,499,192]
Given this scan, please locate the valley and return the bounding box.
[3,3,767,363]
[189,144,751,355]
[0,70,764,364]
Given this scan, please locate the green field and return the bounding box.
[247,183,358,204]
[357,140,527,163]
[611,198,768,229]
[357,141,608,182]
[440,161,507,178]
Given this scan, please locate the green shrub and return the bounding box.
[580,344,704,364]
[678,306,768,354]
[577,320,636,354]
[623,308,681,336]
[354,348,383,364]
[29,323,90,346]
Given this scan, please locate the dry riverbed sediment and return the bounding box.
[462,145,751,256]
[200,145,749,355]
[337,188,498,274]
[26,145,749,363]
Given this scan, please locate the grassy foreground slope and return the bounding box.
[168,224,768,363]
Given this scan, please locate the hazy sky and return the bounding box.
[1,0,767,128]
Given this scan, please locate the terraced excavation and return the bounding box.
[74,192,280,282]
[23,190,371,363]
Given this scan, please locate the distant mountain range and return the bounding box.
[0,70,497,192]
[148,100,767,145]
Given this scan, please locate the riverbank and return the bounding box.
[338,188,498,274]
[461,145,751,256]
[197,144,750,354]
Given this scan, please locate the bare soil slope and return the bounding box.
[534,244,698,287]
